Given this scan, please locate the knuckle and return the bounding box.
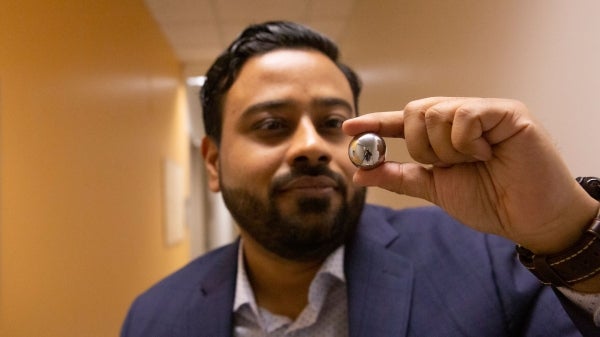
[424,107,444,125]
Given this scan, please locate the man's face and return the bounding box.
[203,49,366,261]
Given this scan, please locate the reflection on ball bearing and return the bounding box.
[348,133,386,169]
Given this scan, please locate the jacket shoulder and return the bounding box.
[120,242,238,337]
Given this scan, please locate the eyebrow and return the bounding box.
[312,97,354,114]
[240,99,292,119]
[240,97,354,119]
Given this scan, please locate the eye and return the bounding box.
[321,116,346,130]
[253,118,288,131]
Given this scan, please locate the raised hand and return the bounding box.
[343,97,598,254]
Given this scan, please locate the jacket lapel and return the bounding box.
[187,242,239,337]
[346,206,414,337]
[183,207,415,337]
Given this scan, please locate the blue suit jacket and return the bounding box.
[121,205,587,336]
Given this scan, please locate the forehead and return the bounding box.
[223,49,354,116]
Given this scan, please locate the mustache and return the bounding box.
[270,164,347,194]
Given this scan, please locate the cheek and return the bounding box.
[333,143,358,178]
[331,151,360,191]
[338,149,362,185]
[219,141,284,187]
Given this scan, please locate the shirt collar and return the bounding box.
[233,240,346,314]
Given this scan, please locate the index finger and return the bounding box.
[342,111,405,138]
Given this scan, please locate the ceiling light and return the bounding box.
[186,76,207,87]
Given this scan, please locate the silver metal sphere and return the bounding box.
[348,133,386,169]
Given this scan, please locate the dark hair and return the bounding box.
[200,20,362,145]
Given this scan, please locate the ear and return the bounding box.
[201,136,221,192]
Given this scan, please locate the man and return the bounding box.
[121,21,600,336]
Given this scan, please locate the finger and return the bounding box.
[342,111,405,138]
[458,98,530,144]
[451,101,494,161]
[353,161,435,202]
[451,98,529,160]
[424,101,476,165]
[403,102,440,164]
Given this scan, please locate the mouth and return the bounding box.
[278,175,339,195]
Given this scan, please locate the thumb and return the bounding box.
[353,162,435,202]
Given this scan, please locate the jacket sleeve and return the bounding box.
[555,289,600,336]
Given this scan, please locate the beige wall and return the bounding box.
[338,0,600,208]
[0,1,190,336]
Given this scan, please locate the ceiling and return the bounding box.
[143,0,357,75]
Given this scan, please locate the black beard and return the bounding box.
[220,165,366,262]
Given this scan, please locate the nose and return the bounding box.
[286,117,331,168]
